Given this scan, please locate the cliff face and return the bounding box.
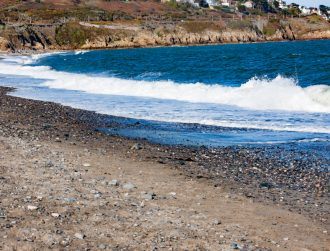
[80,28,264,49]
[0,19,329,52]
[0,25,57,52]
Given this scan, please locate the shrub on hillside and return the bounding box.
[181,21,225,33]
[55,22,88,48]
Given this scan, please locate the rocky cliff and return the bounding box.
[0,18,329,52]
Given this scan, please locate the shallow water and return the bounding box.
[0,40,329,158]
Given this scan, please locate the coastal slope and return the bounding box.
[0,0,329,51]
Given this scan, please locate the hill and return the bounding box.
[0,0,329,52]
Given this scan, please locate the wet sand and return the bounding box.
[0,86,329,250]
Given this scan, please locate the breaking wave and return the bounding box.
[0,55,329,113]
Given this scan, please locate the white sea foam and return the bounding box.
[1,52,65,65]
[0,56,329,114]
[74,50,90,55]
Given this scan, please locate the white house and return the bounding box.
[220,0,231,7]
[309,7,317,14]
[206,0,220,6]
[243,1,254,8]
[175,0,199,7]
[299,6,311,15]
[277,0,287,9]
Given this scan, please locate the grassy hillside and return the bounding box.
[1,0,276,27]
[0,0,329,51]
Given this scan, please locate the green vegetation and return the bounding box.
[227,19,253,30]
[181,21,224,33]
[0,4,133,23]
[55,22,88,48]
[166,0,197,12]
[263,18,281,36]
[214,6,235,14]
[307,14,324,24]
[282,4,301,17]
[251,0,275,13]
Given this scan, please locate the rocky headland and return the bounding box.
[0,19,329,52]
[1,0,329,52]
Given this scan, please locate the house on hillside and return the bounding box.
[220,0,231,7]
[277,0,287,9]
[309,7,321,15]
[299,6,311,15]
[287,3,299,9]
[162,0,199,7]
[243,1,254,9]
[179,0,200,6]
[206,0,220,7]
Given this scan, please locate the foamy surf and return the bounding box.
[0,55,329,113]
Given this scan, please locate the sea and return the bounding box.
[0,40,329,159]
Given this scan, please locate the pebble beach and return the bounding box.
[0,86,329,250]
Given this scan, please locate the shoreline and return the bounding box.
[0,86,329,249]
[1,86,329,221]
[1,37,330,55]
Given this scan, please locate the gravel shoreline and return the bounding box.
[0,86,329,250]
[0,86,328,223]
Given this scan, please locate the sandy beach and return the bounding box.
[0,86,329,250]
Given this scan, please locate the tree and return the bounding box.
[199,0,209,8]
[286,4,301,17]
[319,5,330,15]
[252,0,272,13]
[237,4,247,13]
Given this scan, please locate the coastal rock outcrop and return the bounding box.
[0,37,9,51]
[81,28,264,49]
[300,29,330,40]
[0,20,329,52]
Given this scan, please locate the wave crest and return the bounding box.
[0,55,329,113]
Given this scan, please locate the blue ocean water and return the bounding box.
[0,40,329,157]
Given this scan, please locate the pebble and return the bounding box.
[83,163,91,167]
[141,192,156,200]
[0,209,6,218]
[231,242,241,249]
[131,143,142,150]
[45,160,54,167]
[51,213,60,218]
[74,233,85,240]
[212,219,222,225]
[168,192,177,199]
[122,182,136,190]
[98,244,107,249]
[101,180,108,185]
[27,205,38,211]
[63,197,77,203]
[109,179,119,186]
[259,182,272,189]
[94,193,101,199]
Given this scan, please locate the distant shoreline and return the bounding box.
[1,37,330,55]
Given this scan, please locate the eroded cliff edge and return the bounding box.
[0,17,329,52]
